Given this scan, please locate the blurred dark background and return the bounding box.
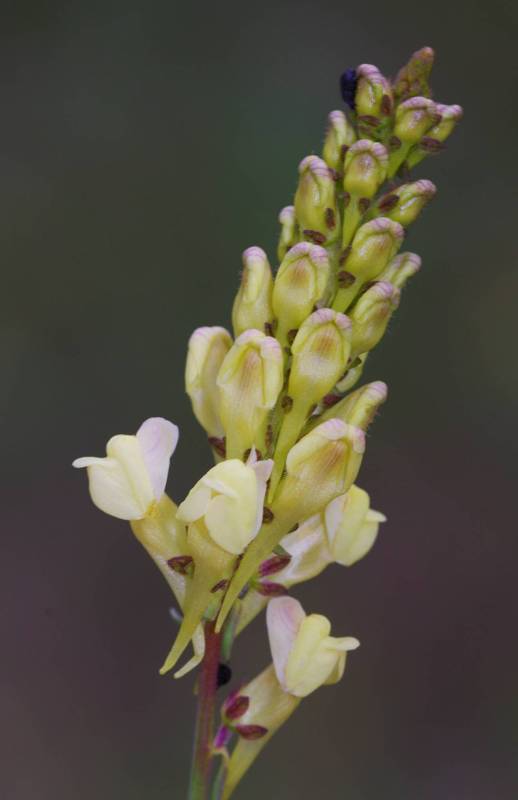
[2,0,517,798]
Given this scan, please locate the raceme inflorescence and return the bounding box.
[74,46,462,799]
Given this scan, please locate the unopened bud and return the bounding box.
[325,485,386,566]
[355,63,393,121]
[232,247,274,337]
[277,205,298,262]
[378,252,421,289]
[269,310,352,495]
[185,327,232,437]
[217,330,283,458]
[272,242,330,345]
[388,97,440,177]
[394,96,439,144]
[318,380,388,431]
[336,352,367,394]
[294,155,339,243]
[322,110,356,171]
[289,309,352,402]
[349,281,400,356]
[408,103,463,167]
[377,179,436,227]
[343,139,388,199]
[393,46,435,102]
[332,218,404,312]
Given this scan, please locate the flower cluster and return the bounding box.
[74,45,461,798]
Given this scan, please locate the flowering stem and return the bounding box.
[188,621,222,800]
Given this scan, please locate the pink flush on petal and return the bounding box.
[136,417,179,501]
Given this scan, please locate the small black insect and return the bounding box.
[340,68,358,110]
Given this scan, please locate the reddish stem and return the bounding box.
[188,621,222,800]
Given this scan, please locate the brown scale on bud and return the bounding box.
[378,193,400,213]
[358,198,371,214]
[381,94,393,116]
[167,555,194,576]
[264,322,274,336]
[262,507,275,524]
[235,725,268,740]
[259,554,292,577]
[338,270,356,288]
[287,329,298,345]
[208,436,226,458]
[388,136,402,152]
[281,395,294,412]
[357,114,380,128]
[323,393,341,408]
[325,207,336,229]
[255,581,288,597]
[244,447,263,462]
[224,695,250,721]
[303,229,327,245]
[211,579,229,593]
[419,136,445,153]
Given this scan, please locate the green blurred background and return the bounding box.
[3,0,517,797]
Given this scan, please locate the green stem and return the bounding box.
[188,621,222,800]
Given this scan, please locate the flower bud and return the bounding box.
[333,218,404,312]
[325,485,386,566]
[355,63,393,122]
[318,380,388,431]
[289,309,352,401]
[216,420,365,631]
[322,110,356,171]
[232,247,274,337]
[222,665,301,799]
[160,455,273,675]
[393,46,435,102]
[267,597,360,697]
[378,252,421,289]
[407,103,463,167]
[376,179,436,227]
[277,205,298,262]
[294,155,339,244]
[269,310,352,495]
[393,96,439,144]
[388,97,440,177]
[343,139,388,199]
[350,281,400,357]
[217,329,283,458]
[73,417,179,520]
[336,352,367,394]
[272,242,330,345]
[185,327,232,437]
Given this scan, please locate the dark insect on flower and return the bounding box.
[340,68,357,110]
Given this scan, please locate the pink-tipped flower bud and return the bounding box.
[378,252,421,289]
[355,63,393,120]
[346,218,404,284]
[294,155,339,243]
[272,242,330,344]
[277,205,298,262]
[232,246,274,337]
[393,46,435,102]
[394,97,440,144]
[319,380,388,432]
[426,103,463,144]
[349,281,400,356]
[217,330,283,458]
[322,110,356,171]
[343,139,389,199]
[378,179,436,227]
